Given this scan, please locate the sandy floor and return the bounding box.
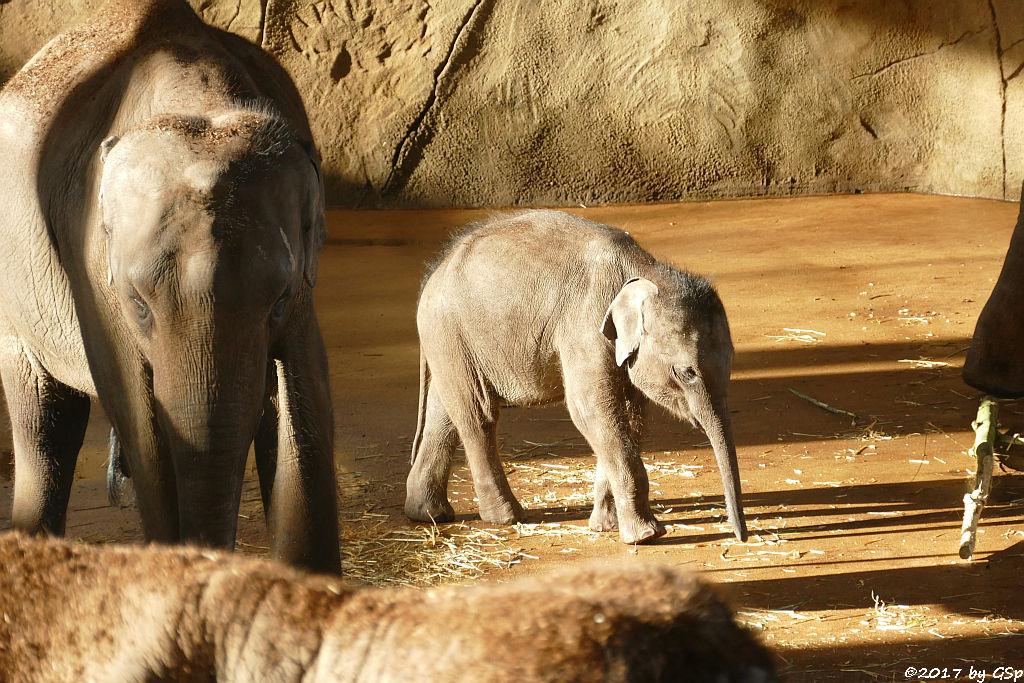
[3,193,1024,680]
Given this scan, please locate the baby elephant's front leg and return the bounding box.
[589,461,618,532]
[567,399,663,544]
[595,447,664,544]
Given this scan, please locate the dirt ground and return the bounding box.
[3,193,1024,681]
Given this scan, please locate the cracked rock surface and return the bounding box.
[1,0,1023,207]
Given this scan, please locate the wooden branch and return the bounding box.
[960,395,998,560]
[788,388,860,425]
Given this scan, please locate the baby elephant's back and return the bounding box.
[417,211,646,399]
[420,210,642,337]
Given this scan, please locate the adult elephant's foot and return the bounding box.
[404,491,455,524]
[478,496,526,525]
[617,516,665,545]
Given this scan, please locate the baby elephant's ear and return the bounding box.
[600,278,659,366]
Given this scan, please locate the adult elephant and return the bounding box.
[964,185,1024,398]
[0,0,341,573]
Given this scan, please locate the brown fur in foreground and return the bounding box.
[0,533,776,682]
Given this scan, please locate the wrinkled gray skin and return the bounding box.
[406,210,747,544]
[0,0,340,573]
[964,183,1024,397]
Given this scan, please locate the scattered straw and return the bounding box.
[865,592,937,632]
[645,460,703,479]
[340,520,526,587]
[765,328,826,344]
[897,359,950,369]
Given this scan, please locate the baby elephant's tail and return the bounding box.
[410,347,430,464]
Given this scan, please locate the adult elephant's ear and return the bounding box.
[99,135,121,285]
[98,136,120,206]
[600,278,659,366]
[303,147,327,288]
[100,135,120,163]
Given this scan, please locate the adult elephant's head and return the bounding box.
[97,110,326,547]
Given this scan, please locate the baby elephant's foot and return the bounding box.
[618,517,666,545]
[478,497,526,525]
[404,494,455,524]
[588,505,618,533]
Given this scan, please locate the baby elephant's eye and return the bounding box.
[672,365,698,385]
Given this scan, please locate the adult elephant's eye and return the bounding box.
[672,365,697,385]
[271,288,292,322]
[129,292,151,325]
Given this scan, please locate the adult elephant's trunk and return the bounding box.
[694,394,747,542]
[154,334,267,549]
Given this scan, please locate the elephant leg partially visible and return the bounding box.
[0,349,89,536]
[438,382,524,525]
[562,359,662,545]
[587,400,647,533]
[455,409,524,525]
[104,385,181,545]
[405,382,459,523]
[568,405,661,544]
[266,303,341,575]
[589,461,618,532]
[254,361,278,519]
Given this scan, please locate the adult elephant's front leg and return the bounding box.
[266,302,341,574]
[0,349,89,536]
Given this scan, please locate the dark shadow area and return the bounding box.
[731,339,971,375]
[739,537,1024,682]
[727,537,1024,615]
[513,474,1024,549]
[772,631,1024,682]
[323,173,382,214]
[493,336,979,459]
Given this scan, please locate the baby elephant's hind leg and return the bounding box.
[405,384,458,523]
[458,411,525,525]
[434,377,524,525]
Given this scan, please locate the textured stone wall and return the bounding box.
[1,0,1023,208]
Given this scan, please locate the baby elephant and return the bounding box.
[0,533,776,682]
[406,210,747,544]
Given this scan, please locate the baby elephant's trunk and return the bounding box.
[697,399,747,542]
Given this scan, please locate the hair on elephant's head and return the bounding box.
[94,109,327,546]
[601,269,746,541]
[99,110,325,288]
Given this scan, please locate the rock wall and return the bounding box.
[1,0,1023,208]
